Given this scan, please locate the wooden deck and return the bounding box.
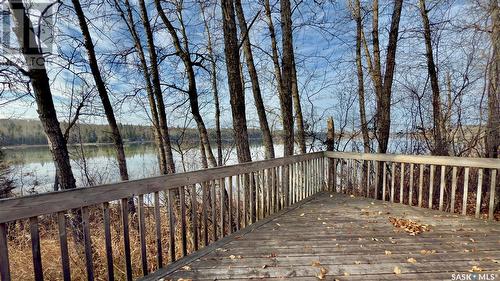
[145,192,500,281]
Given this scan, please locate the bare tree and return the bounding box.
[137,0,176,173]
[7,0,76,190]
[200,0,223,166]
[234,0,275,159]
[154,0,218,167]
[112,0,174,175]
[352,0,370,153]
[221,0,252,163]
[70,0,130,181]
[361,0,403,199]
[418,0,448,156]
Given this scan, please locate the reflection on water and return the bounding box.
[2,142,284,195]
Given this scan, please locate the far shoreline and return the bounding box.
[1,140,154,150]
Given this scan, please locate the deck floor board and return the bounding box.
[150,192,500,280]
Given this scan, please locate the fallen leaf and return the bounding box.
[388,217,430,235]
[469,265,483,272]
[393,266,402,275]
[420,249,436,255]
[181,265,192,270]
[385,250,392,255]
[407,258,417,264]
[316,267,328,280]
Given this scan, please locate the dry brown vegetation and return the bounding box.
[6,196,229,281]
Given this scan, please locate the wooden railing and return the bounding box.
[0,152,326,281]
[1,151,497,281]
[325,152,500,220]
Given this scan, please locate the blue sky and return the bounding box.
[0,0,490,136]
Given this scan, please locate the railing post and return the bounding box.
[283,165,290,207]
[0,223,10,281]
[328,158,334,191]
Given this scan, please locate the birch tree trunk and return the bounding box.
[419,0,448,156]
[7,0,76,191]
[221,0,252,163]
[234,0,275,159]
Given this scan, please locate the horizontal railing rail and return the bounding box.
[0,152,324,224]
[0,152,326,281]
[325,151,500,169]
[325,152,499,221]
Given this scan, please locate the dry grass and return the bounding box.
[6,199,223,281]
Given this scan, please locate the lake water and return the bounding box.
[2,136,419,196]
[2,142,290,196]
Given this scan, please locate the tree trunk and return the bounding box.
[234,0,275,159]
[8,0,76,191]
[419,0,448,156]
[370,0,404,199]
[71,0,129,181]
[279,0,296,157]
[154,0,218,168]
[200,4,223,166]
[377,0,403,154]
[221,0,252,163]
[486,0,500,160]
[116,0,168,174]
[199,140,209,169]
[263,0,284,100]
[487,0,500,212]
[291,56,306,153]
[139,0,176,174]
[326,117,335,151]
[354,0,370,153]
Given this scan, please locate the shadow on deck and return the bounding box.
[146,192,500,281]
